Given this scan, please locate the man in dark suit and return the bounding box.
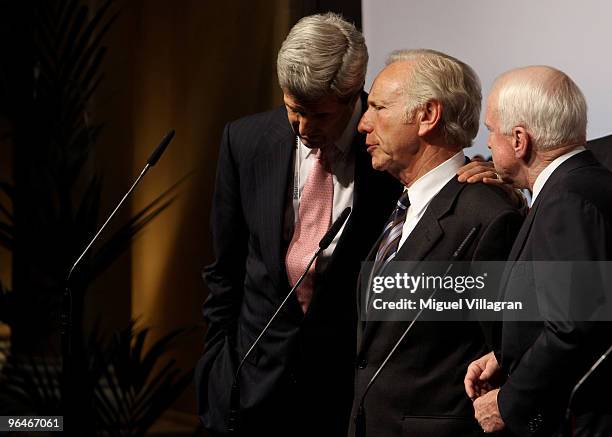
[466,66,612,436]
[587,133,612,170]
[194,13,401,436]
[348,49,523,437]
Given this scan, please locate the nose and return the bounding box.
[296,115,313,137]
[358,110,372,134]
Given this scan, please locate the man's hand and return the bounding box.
[464,351,501,400]
[457,159,525,208]
[473,389,505,433]
[457,157,499,184]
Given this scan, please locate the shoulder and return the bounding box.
[456,181,521,220]
[228,106,288,134]
[221,106,292,159]
[543,159,612,219]
[587,134,612,171]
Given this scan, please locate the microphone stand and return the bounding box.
[228,207,352,433]
[562,342,612,437]
[354,225,480,436]
[60,129,175,431]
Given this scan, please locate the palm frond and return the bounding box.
[93,323,193,436]
[0,224,12,251]
[0,202,13,224]
[81,173,192,285]
[0,181,14,200]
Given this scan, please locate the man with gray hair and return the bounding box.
[195,13,400,436]
[465,66,612,436]
[349,49,522,437]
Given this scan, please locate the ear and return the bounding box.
[511,126,530,159]
[417,100,442,136]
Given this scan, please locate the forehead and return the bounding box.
[283,92,343,113]
[484,90,499,123]
[369,61,412,101]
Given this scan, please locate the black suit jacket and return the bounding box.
[497,151,612,437]
[586,134,612,171]
[195,94,402,436]
[349,173,524,437]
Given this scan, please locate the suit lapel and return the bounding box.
[500,150,599,294]
[508,150,599,265]
[359,177,464,353]
[395,176,464,262]
[251,110,295,291]
[506,201,538,262]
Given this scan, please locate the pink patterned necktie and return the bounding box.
[285,148,333,313]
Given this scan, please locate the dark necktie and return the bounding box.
[373,191,410,273]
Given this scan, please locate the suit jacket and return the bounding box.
[586,134,612,171]
[349,173,524,437]
[195,93,402,436]
[497,151,612,437]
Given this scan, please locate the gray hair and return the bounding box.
[277,13,367,103]
[493,66,587,151]
[386,49,482,149]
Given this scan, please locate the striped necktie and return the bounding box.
[373,191,410,273]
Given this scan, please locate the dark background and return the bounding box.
[0,0,361,433]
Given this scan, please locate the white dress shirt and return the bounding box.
[286,98,362,269]
[397,151,466,251]
[531,147,586,204]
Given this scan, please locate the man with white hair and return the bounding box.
[465,66,612,436]
[349,49,523,437]
[195,13,400,436]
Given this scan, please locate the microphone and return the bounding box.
[319,207,351,250]
[65,129,176,284]
[228,207,352,433]
[354,225,480,437]
[562,342,612,437]
[61,130,175,428]
[147,129,175,166]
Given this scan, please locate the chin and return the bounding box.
[371,158,386,172]
[369,152,389,171]
[301,135,326,148]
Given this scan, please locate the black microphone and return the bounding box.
[147,129,175,166]
[319,207,351,250]
[65,129,176,284]
[61,130,175,429]
[354,225,480,437]
[562,342,612,437]
[228,207,352,433]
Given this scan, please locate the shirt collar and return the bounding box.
[531,147,586,203]
[407,151,466,212]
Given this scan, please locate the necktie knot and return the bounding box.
[316,145,340,171]
[373,191,410,267]
[397,191,410,210]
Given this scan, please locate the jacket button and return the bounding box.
[357,358,367,369]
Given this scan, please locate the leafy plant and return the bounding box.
[0,322,193,436]
[0,0,120,351]
[0,0,193,434]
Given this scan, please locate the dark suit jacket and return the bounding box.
[497,151,612,437]
[195,94,402,436]
[349,174,524,437]
[587,134,612,171]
